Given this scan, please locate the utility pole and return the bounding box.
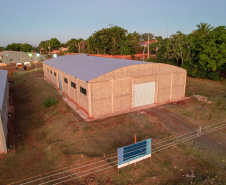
[48,42,51,54]
[167,17,169,38]
[148,33,150,59]
[134,134,137,167]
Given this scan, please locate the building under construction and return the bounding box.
[43,55,187,118]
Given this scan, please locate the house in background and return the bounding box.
[139,39,158,47]
[0,51,46,65]
[43,55,186,119]
[0,69,9,153]
[52,47,69,54]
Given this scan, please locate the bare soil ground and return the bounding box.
[0,62,43,73]
[0,68,225,185]
[0,63,17,73]
[145,105,226,168]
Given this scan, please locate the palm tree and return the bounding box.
[193,22,214,36]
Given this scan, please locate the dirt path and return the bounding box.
[145,107,226,167]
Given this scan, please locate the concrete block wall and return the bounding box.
[76,78,88,113]
[0,74,9,153]
[90,63,186,117]
[44,64,89,115]
[113,78,132,112]
[67,74,78,104]
[61,71,69,96]
[44,63,186,118]
[2,52,33,65]
[90,78,132,118]
[44,64,58,88]
[91,81,112,117]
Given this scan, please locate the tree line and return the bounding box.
[1,23,225,80]
[1,26,153,55]
[149,23,226,81]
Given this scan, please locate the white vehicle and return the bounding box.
[23,62,31,67]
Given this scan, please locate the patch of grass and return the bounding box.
[1,70,225,185]
[165,76,226,126]
[42,97,59,107]
[164,161,170,167]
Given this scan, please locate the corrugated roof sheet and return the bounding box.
[0,50,20,55]
[0,69,8,111]
[44,55,149,82]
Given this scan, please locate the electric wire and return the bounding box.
[9,121,226,185]
[52,123,226,185]
[11,119,225,185]
[39,123,226,185]
[20,142,151,185]
[39,147,152,185]
[151,119,225,146]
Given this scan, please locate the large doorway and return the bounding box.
[133,82,155,107]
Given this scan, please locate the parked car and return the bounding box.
[16,63,23,71]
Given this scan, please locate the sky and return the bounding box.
[0,0,225,47]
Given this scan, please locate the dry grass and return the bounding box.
[164,77,226,124]
[0,70,225,184]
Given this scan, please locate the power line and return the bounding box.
[39,146,152,185]
[12,119,225,185]
[20,142,151,185]
[12,122,226,185]
[51,123,226,185]
[32,124,226,184]
[9,120,226,185]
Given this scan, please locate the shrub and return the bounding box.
[43,97,59,107]
[130,54,135,60]
[145,57,158,62]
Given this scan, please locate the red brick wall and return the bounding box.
[89,54,156,60]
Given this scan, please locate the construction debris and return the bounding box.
[193,95,212,104]
[185,169,196,179]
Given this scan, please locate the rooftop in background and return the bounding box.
[0,69,8,111]
[44,55,149,82]
[140,40,158,47]
[0,50,32,55]
[0,50,18,55]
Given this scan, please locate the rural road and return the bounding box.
[145,107,226,167]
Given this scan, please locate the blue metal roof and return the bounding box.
[44,55,148,82]
[0,69,8,111]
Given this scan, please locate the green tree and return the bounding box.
[155,32,194,66]
[49,38,60,50]
[152,23,225,80]
[126,32,142,54]
[87,26,128,55]
[66,38,79,46]
[140,33,154,41]
[39,40,48,53]
[193,22,214,37]
[68,45,78,53]
[194,26,226,80]
[39,38,60,52]
[6,43,21,51]
[0,47,5,51]
[60,43,66,47]
[20,43,32,52]
[79,40,87,53]
[87,36,95,54]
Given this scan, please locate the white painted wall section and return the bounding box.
[133,82,155,107]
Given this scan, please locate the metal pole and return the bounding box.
[143,47,145,61]
[148,33,150,59]
[134,134,137,167]
[35,61,37,71]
